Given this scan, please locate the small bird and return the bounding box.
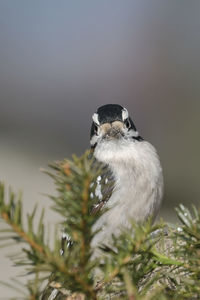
[42,104,164,299]
[90,104,164,250]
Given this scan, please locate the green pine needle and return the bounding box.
[0,151,200,299]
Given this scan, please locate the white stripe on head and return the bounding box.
[122,108,129,121]
[131,130,139,137]
[92,113,100,125]
[90,134,98,146]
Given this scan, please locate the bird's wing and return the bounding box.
[60,156,115,255]
[90,159,115,215]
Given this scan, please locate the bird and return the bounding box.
[41,104,164,299]
[90,104,164,251]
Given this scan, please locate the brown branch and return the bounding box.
[95,255,132,292]
[1,212,44,254]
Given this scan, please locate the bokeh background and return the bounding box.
[0,1,200,298]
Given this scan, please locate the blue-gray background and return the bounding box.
[0,1,200,297]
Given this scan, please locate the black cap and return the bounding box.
[97,104,124,124]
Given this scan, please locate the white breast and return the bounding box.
[91,139,164,249]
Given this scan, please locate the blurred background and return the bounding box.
[0,0,200,297]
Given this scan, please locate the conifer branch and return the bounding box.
[0,152,200,299]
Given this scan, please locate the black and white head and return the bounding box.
[90,104,143,164]
[90,104,143,148]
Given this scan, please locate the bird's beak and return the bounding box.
[100,121,124,140]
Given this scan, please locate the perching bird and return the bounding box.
[41,104,164,299]
[90,104,164,250]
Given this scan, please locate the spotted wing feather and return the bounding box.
[90,160,115,215]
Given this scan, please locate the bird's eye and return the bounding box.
[94,123,99,134]
[125,118,131,129]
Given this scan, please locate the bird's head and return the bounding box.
[90,104,141,148]
[90,104,143,164]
